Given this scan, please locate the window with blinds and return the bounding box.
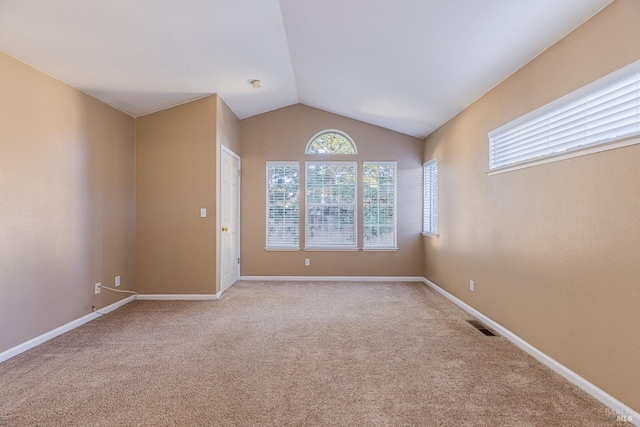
[305,162,357,250]
[423,159,438,235]
[266,162,300,249]
[489,68,640,170]
[363,162,397,249]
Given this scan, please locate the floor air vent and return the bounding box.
[466,320,497,336]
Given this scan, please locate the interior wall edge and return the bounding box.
[0,296,135,365]
[422,278,640,426]
[239,276,424,282]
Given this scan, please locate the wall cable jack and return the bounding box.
[92,286,139,316]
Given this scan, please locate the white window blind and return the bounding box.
[489,70,640,170]
[363,162,397,249]
[266,162,300,249]
[423,159,438,235]
[305,162,357,249]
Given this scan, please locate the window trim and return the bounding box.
[363,161,398,251]
[488,59,640,174]
[304,161,358,251]
[423,158,438,237]
[305,129,358,154]
[265,161,300,251]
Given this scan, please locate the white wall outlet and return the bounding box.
[95,282,101,294]
[305,258,310,266]
[200,208,207,218]
[470,280,475,292]
[115,276,121,287]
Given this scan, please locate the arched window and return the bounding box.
[305,130,357,154]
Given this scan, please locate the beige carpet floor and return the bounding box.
[0,281,628,426]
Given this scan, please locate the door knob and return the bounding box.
[222,227,228,232]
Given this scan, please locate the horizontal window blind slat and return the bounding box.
[495,100,585,144]
[494,131,596,165]
[489,70,640,170]
[493,121,589,158]
[494,108,638,165]
[585,102,638,127]
[493,108,589,152]
[585,77,638,106]
[586,89,637,115]
[546,131,632,153]
[586,121,639,143]
[493,130,588,163]
[496,79,637,144]
[495,93,636,150]
[494,125,586,159]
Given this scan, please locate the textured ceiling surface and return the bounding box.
[0,0,612,137]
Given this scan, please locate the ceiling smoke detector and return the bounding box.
[250,79,262,89]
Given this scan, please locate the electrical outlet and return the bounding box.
[115,276,121,287]
[305,258,310,266]
[470,280,475,292]
[95,282,101,294]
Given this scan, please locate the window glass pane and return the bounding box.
[266,162,300,248]
[363,162,397,249]
[423,159,438,234]
[305,162,357,248]
[306,131,357,154]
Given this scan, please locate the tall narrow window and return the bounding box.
[266,162,300,249]
[423,159,438,235]
[305,162,357,250]
[363,162,397,249]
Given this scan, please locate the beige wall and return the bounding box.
[0,52,135,353]
[241,104,423,277]
[135,96,219,294]
[217,96,241,156]
[423,0,640,412]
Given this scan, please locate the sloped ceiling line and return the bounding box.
[0,0,613,138]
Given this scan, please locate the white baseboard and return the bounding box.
[136,292,222,300]
[240,276,424,282]
[422,278,639,426]
[0,295,135,364]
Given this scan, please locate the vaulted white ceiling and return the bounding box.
[0,0,612,138]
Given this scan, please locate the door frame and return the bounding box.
[217,145,241,294]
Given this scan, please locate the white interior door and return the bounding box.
[221,148,240,293]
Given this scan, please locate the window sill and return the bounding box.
[264,247,301,251]
[362,247,398,252]
[304,247,359,252]
[422,232,439,238]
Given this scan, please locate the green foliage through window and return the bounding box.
[306,131,357,154]
[305,162,357,248]
[363,162,397,248]
[266,162,300,248]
